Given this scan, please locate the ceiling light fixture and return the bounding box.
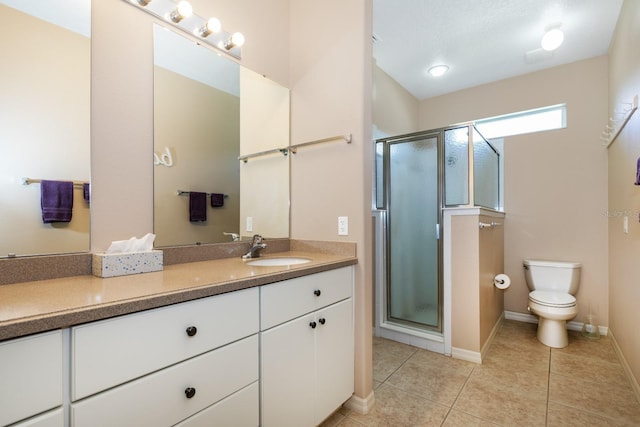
[541,28,564,51]
[428,64,449,77]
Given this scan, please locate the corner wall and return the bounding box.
[607,0,640,391]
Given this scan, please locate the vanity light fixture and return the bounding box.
[428,64,449,77]
[197,17,221,37]
[169,0,192,23]
[224,32,245,50]
[541,27,564,51]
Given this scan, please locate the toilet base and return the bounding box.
[537,318,569,348]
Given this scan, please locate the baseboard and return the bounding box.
[481,312,504,361]
[609,329,640,403]
[451,347,482,364]
[504,311,609,336]
[344,390,375,415]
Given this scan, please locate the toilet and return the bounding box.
[523,259,581,348]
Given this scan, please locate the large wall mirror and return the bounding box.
[153,25,290,247]
[0,0,91,257]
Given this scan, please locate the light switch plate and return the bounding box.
[246,216,253,232]
[338,216,348,235]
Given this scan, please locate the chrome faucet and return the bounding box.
[242,234,267,259]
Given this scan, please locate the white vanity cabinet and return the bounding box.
[70,287,259,427]
[260,267,354,427]
[0,330,63,427]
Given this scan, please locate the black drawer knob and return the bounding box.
[185,387,196,399]
[318,318,326,325]
[309,321,317,329]
[186,326,197,337]
[313,289,321,297]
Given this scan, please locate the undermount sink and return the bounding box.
[245,257,311,266]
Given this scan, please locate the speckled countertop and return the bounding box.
[0,245,357,342]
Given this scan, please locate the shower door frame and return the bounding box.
[375,129,446,350]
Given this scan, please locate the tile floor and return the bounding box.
[321,320,640,426]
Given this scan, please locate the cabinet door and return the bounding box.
[314,298,354,425]
[261,313,316,427]
[0,330,62,427]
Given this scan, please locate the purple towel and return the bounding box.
[189,192,207,222]
[41,180,74,223]
[210,193,224,208]
[635,157,640,185]
[83,183,90,203]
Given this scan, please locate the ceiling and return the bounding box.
[373,0,624,100]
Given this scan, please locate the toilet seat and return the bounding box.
[528,290,576,308]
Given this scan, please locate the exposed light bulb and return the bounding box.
[224,32,245,50]
[428,64,449,77]
[169,1,192,23]
[198,17,221,37]
[541,28,564,51]
[135,0,151,6]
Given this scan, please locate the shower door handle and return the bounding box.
[435,223,440,240]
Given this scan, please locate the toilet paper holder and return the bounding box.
[494,273,511,289]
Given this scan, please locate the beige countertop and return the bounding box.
[0,250,357,342]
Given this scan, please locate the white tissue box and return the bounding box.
[92,250,163,278]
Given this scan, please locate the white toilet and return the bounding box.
[523,259,581,348]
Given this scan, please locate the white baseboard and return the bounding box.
[609,329,640,403]
[504,311,609,336]
[481,312,504,361]
[344,390,375,415]
[451,347,481,364]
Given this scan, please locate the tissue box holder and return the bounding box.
[92,250,163,278]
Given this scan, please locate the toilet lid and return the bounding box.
[529,290,576,307]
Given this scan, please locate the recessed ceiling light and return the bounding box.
[428,64,449,77]
[541,28,564,51]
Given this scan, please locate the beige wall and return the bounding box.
[607,0,640,388]
[153,67,240,247]
[1,6,90,256]
[421,57,609,328]
[239,67,290,240]
[289,0,373,404]
[373,64,420,136]
[450,212,504,356]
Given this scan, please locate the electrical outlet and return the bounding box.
[624,215,629,234]
[246,216,253,232]
[338,216,349,235]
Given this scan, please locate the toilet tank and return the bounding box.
[523,259,581,294]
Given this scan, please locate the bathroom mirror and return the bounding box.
[0,0,91,258]
[153,25,290,247]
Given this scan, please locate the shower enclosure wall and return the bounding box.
[374,124,500,353]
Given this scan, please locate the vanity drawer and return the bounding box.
[71,334,259,427]
[0,330,62,427]
[72,287,259,400]
[175,382,259,427]
[261,267,352,330]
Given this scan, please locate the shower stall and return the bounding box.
[374,123,500,353]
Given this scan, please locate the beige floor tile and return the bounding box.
[547,401,638,427]
[470,363,548,399]
[441,409,501,426]
[385,349,475,406]
[346,383,449,427]
[551,350,629,386]
[554,331,619,364]
[336,418,367,426]
[452,368,548,426]
[481,339,550,373]
[549,372,640,423]
[320,411,347,427]
[373,337,418,382]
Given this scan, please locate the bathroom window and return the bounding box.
[474,104,566,139]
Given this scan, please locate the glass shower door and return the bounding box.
[387,135,440,331]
